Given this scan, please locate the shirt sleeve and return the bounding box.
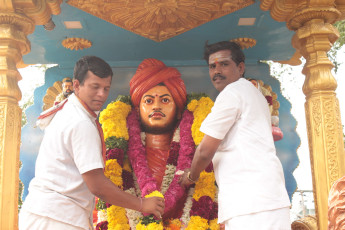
[200,89,241,140]
[70,120,104,174]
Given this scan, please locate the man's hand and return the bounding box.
[142,197,165,219]
[178,169,196,188]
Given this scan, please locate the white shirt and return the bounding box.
[22,94,104,230]
[200,78,290,223]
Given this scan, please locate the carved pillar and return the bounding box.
[0,13,33,229]
[0,1,62,229]
[260,1,345,229]
[289,9,345,229]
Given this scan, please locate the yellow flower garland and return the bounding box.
[136,222,164,230]
[107,205,130,229]
[104,159,123,189]
[99,101,132,140]
[186,216,209,230]
[187,97,214,145]
[209,219,220,230]
[104,159,128,229]
[145,190,164,199]
[193,171,216,201]
[185,96,219,229]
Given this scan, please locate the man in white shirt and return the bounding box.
[179,41,291,229]
[19,56,164,230]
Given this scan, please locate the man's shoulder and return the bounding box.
[53,102,95,130]
[223,78,258,95]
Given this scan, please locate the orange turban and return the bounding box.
[130,58,187,112]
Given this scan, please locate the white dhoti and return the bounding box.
[19,209,88,230]
[224,207,291,230]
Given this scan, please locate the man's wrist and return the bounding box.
[187,171,198,183]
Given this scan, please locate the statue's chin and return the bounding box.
[140,119,177,135]
[142,125,175,135]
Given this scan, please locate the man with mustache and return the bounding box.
[180,41,291,229]
[19,56,164,230]
[54,77,74,105]
[129,58,187,191]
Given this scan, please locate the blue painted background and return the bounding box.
[20,62,299,201]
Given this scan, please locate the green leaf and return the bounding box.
[115,95,132,105]
[96,199,107,210]
[105,137,128,151]
[140,215,161,225]
[186,93,209,105]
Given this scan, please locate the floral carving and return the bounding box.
[42,81,63,111]
[311,100,321,136]
[323,97,340,187]
[67,0,254,42]
[62,37,92,51]
[230,37,256,49]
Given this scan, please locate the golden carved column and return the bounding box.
[289,10,345,229]
[260,1,345,229]
[0,1,62,229]
[0,14,33,229]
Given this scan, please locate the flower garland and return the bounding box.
[187,96,214,145]
[96,94,219,230]
[126,107,195,229]
[96,99,132,230]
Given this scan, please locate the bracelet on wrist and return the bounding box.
[187,171,198,183]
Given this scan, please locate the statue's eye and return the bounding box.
[162,98,169,103]
[145,99,153,104]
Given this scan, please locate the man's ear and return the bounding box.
[238,62,245,77]
[73,79,80,95]
[135,106,140,115]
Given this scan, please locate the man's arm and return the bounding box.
[180,134,222,186]
[82,168,164,217]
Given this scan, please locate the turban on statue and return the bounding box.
[130,58,187,112]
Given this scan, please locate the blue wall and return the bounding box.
[20,62,299,201]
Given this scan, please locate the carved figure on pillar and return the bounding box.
[328,175,345,230]
[54,77,74,104]
[96,58,220,229]
[247,78,283,141]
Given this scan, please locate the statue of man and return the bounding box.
[97,58,220,229]
[129,58,187,189]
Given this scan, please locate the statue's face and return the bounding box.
[63,81,73,97]
[139,85,178,134]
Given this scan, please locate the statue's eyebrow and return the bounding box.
[143,95,155,99]
[143,94,171,98]
[159,94,171,98]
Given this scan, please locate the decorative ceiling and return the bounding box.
[23,1,296,68]
[67,0,255,42]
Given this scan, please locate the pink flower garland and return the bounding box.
[126,109,195,215]
[164,110,195,214]
[127,110,159,196]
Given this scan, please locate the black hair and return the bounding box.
[203,41,245,66]
[73,56,113,85]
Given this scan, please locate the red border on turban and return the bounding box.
[130,58,187,112]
